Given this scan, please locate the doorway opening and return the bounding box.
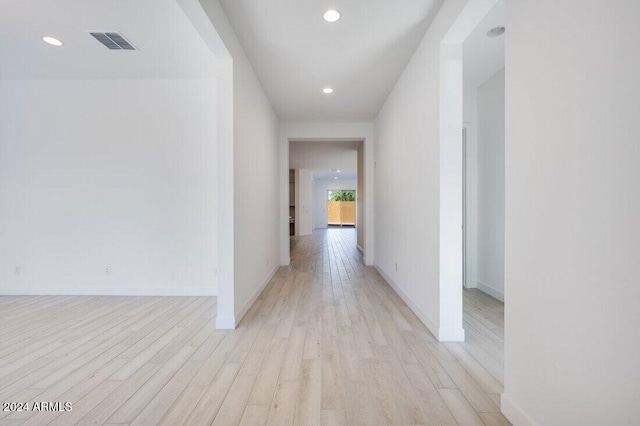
[457,0,506,390]
[327,190,356,227]
[287,140,362,255]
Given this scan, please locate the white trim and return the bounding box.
[374,265,440,339]
[501,393,538,426]
[364,253,374,266]
[215,316,236,330]
[438,326,465,342]
[0,285,216,297]
[477,280,504,302]
[280,257,291,266]
[233,264,279,326]
[357,244,364,254]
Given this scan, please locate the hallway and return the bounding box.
[277,228,508,425]
[0,228,507,425]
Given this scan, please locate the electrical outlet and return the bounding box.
[213,267,218,276]
[395,262,398,272]
[14,265,21,276]
[105,267,111,276]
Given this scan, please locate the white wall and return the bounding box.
[289,142,357,173]
[200,0,280,326]
[476,68,504,301]
[294,169,313,236]
[463,88,479,288]
[357,147,365,251]
[502,1,640,425]
[461,0,505,294]
[374,0,470,341]
[0,79,217,296]
[313,179,358,229]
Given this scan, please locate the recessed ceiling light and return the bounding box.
[323,10,341,23]
[487,26,505,38]
[42,36,64,46]
[323,87,334,94]
[334,177,338,179]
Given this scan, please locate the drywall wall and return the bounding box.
[502,1,640,424]
[476,68,504,301]
[295,169,313,236]
[463,88,479,289]
[289,142,358,173]
[200,0,280,326]
[0,79,218,296]
[313,179,358,229]
[461,0,505,291]
[374,0,470,340]
[356,148,365,251]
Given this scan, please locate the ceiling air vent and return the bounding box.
[90,32,135,50]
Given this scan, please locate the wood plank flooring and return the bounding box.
[0,228,507,425]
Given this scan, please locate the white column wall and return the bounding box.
[476,68,505,301]
[199,0,280,328]
[294,169,313,236]
[502,1,640,424]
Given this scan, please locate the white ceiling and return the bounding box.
[290,141,358,179]
[463,0,505,90]
[219,0,444,121]
[0,0,217,79]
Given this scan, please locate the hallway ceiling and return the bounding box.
[219,0,444,121]
[463,0,505,89]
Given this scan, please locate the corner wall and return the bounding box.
[295,169,313,236]
[503,1,640,424]
[357,147,365,251]
[200,0,280,327]
[463,89,479,289]
[374,0,470,340]
[476,68,504,301]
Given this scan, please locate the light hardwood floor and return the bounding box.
[0,228,508,425]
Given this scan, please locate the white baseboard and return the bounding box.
[233,264,279,327]
[357,245,364,254]
[374,265,464,342]
[438,326,465,342]
[215,316,236,330]
[464,280,478,289]
[501,393,538,426]
[477,281,504,302]
[374,265,439,339]
[280,257,290,266]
